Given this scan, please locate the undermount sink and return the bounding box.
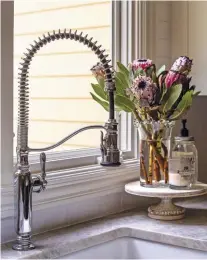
[58,237,207,259]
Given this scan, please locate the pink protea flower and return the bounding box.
[132,59,153,71]
[91,62,105,79]
[130,75,159,107]
[165,56,193,88]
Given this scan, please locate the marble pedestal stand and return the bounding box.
[125,181,207,220]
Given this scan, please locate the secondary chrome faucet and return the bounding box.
[13,29,120,251]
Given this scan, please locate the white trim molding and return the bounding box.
[111,0,148,159]
[1,1,14,186]
[2,159,139,219]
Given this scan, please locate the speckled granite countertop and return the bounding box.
[1,209,207,259]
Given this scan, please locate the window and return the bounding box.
[14,0,111,155]
[1,0,144,188]
[11,0,142,173]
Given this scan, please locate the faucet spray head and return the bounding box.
[100,119,121,166]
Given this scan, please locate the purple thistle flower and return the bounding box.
[165,56,193,88]
[132,59,153,71]
[130,75,159,107]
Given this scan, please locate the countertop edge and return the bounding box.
[20,227,207,259]
[1,210,207,259]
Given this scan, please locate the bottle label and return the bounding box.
[170,155,196,176]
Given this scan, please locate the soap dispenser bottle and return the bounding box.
[169,119,198,189]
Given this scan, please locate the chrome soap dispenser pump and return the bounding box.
[169,119,198,189]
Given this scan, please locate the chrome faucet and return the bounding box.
[13,29,120,251]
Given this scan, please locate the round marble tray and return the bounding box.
[125,182,207,221]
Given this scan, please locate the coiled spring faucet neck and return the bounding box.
[17,29,115,151]
[13,29,120,251]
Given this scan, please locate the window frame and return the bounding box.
[112,0,147,160]
[12,0,143,172]
[1,0,147,185]
[1,1,14,186]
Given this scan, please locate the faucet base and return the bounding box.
[12,235,35,251]
[100,161,121,166]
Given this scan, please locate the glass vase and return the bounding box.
[135,120,175,188]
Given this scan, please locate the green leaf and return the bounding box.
[160,82,168,102]
[156,65,166,77]
[115,94,135,112]
[115,76,127,96]
[97,77,105,90]
[117,61,129,77]
[116,62,130,87]
[169,90,193,120]
[116,71,129,89]
[134,68,145,78]
[129,66,134,84]
[91,83,107,101]
[193,91,201,97]
[152,71,157,83]
[146,65,155,78]
[115,106,122,112]
[163,84,182,113]
[115,102,131,113]
[90,92,109,111]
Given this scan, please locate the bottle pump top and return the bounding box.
[175,119,194,141]
[181,119,189,137]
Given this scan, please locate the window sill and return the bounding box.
[2,158,140,219]
[13,148,135,173]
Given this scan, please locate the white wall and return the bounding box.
[171,1,207,95]
[147,1,207,183]
[148,0,207,96]
[170,1,207,182]
[147,1,172,69]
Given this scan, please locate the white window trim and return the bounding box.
[113,0,147,160]
[11,0,140,173]
[2,158,140,220]
[1,1,14,187]
[1,0,147,186]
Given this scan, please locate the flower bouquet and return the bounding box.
[90,57,200,187]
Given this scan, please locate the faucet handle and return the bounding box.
[32,153,47,193]
[100,131,106,158]
[40,152,46,178]
[40,152,47,190]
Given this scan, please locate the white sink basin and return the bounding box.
[58,237,206,259]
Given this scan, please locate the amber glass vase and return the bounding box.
[135,120,175,187]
